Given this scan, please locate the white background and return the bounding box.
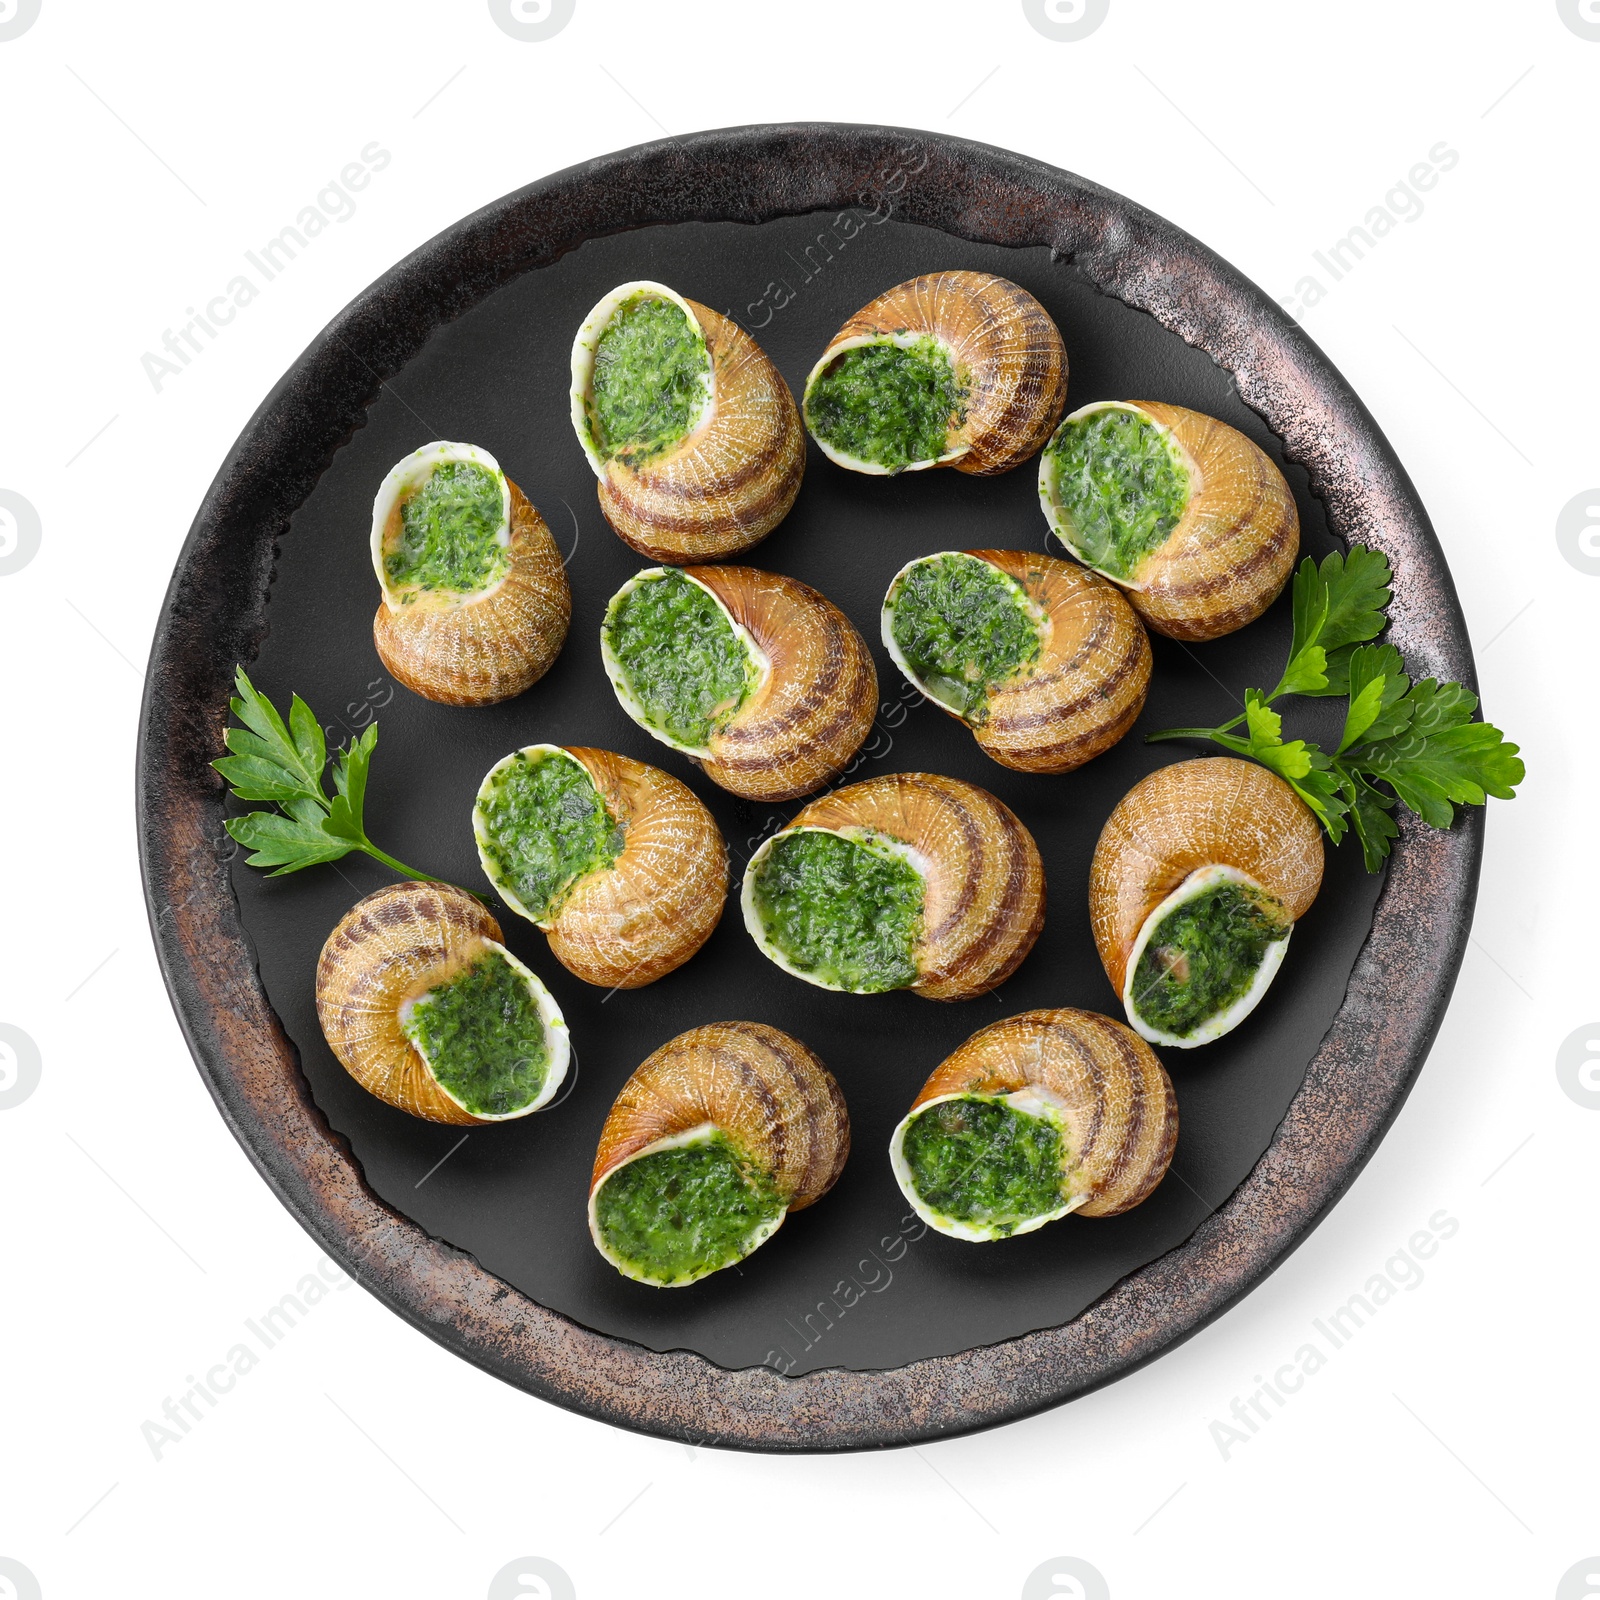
[2,2,1595,1596]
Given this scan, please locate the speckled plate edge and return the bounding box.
[136,123,1481,1452]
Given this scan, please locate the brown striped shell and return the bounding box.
[474,745,727,990]
[890,1008,1177,1238]
[1040,401,1299,641]
[803,271,1068,476]
[315,881,570,1125]
[371,444,571,706]
[602,565,878,804]
[571,282,804,563]
[588,1022,850,1284]
[1090,757,1324,1041]
[883,549,1152,774]
[745,772,1045,1001]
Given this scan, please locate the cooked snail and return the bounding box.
[1038,401,1298,641]
[474,744,726,989]
[802,271,1067,476]
[889,1009,1176,1241]
[881,549,1151,773]
[1090,756,1323,1048]
[371,441,571,705]
[570,280,804,562]
[741,772,1044,1000]
[601,564,877,803]
[315,881,570,1125]
[589,1022,849,1287]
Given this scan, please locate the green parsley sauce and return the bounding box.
[1045,407,1191,580]
[604,570,756,750]
[888,553,1042,721]
[749,829,924,993]
[476,750,624,921]
[594,1131,786,1285]
[805,337,967,472]
[901,1097,1067,1234]
[403,949,549,1118]
[1130,880,1290,1038]
[591,293,710,464]
[384,461,509,596]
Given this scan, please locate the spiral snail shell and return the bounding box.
[889,1009,1177,1241]
[315,881,570,1125]
[601,564,878,803]
[1038,401,1299,641]
[1090,757,1324,1048]
[742,772,1045,1000]
[474,744,727,990]
[589,1022,850,1287]
[570,281,805,563]
[881,549,1151,773]
[802,272,1068,477]
[371,442,571,706]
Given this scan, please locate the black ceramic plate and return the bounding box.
[138,125,1478,1452]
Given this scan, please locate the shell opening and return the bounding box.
[802,332,970,476]
[399,941,569,1121]
[1121,864,1293,1048]
[588,1124,787,1288]
[600,568,767,758]
[881,551,1045,723]
[370,441,512,611]
[569,281,713,475]
[888,1091,1082,1243]
[741,825,928,995]
[473,745,625,927]
[1038,402,1195,586]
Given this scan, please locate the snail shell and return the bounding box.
[315,881,570,1125]
[1038,401,1299,641]
[588,1022,850,1286]
[802,271,1067,476]
[742,772,1045,1001]
[1090,757,1324,1047]
[570,281,805,563]
[602,565,878,804]
[474,745,727,990]
[881,549,1152,774]
[889,1008,1177,1241]
[371,441,571,706]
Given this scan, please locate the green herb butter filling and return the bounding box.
[887,553,1042,721]
[805,337,968,472]
[1130,878,1291,1040]
[590,293,710,464]
[475,749,624,922]
[1045,406,1191,580]
[403,949,551,1118]
[594,1130,786,1285]
[604,570,758,751]
[900,1097,1068,1235]
[748,829,924,993]
[384,460,509,597]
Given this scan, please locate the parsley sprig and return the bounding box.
[213,666,458,886]
[1146,546,1524,870]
